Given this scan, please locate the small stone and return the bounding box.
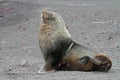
[1,41,5,43]
[108,36,113,40]
[82,32,84,35]
[84,37,87,40]
[20,59,32,67]
[118,49,120,52]
[0,15,4,17]
[87,43,90,45]
[8,69,12,71]
[21,59,27,66]
[25,18,29,21]
[101,32,106,34]
[75,15,77,17]
[94,14,98,16]
[19,26,22,28]
[98,39,101,42]
[23,28,26,30]
[116,46,119,48]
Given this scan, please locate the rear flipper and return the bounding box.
[78,55,112,72]
[94,55,112,72]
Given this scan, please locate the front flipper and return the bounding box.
[38,63,55,75]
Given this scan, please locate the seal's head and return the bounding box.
[41,10,65,25]
[41,10,56,23]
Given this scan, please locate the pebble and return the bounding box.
[116,46,119,48]
[22,28,26,30]
[1,41,5,43]
[0,15,4,17]
[87,43,90,45]
[108,36,113,40]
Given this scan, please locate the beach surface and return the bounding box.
[0,0,120,80]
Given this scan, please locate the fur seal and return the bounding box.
[38,10,112,72]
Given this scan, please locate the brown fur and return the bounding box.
[58,53,112,72]
[38,10,112,72]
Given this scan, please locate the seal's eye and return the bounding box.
[48,13,55,20]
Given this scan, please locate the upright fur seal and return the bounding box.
[38,10,112,72]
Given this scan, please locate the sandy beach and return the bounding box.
[0,0,120,80]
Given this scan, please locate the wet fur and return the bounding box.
[39,10,112,72]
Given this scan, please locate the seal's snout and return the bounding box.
[42,10,49,19]
[41,10,55,23]
[42,10,48,15]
